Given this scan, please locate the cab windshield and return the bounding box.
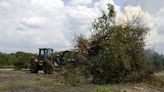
[39,49,53,57]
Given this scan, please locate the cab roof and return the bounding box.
[39,48,53,50]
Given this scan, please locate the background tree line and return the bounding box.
[0,52,34,69]
[0,49,163,71]
[0,51,73,69]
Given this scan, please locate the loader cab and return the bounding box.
[38,48,53,59]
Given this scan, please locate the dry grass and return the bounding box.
[149,70,164,87]
[0,70,164,92]
[93,85,120,92]
[0,74,54,90]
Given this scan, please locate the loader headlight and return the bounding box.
[34,59,38,62]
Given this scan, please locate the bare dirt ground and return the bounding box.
[0,69,163,92]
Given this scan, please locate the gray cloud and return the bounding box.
[0,0,164,54]
[119,0,164,54]
[123,0,164,14]
[0,0,105,53]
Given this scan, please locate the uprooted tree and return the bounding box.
[64,4,151,85]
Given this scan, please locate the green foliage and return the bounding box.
[65,3,151,85]
[62,51,77,62]
[0,53,16,68]
[52,52,60,57]
[87,4,149,84]
[62,65,87,86]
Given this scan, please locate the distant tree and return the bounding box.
[0,53,9,66]
[145,49,164,71]
[14,52,34,70]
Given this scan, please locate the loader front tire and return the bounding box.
[43,61,54,74]
[30,61,38,73]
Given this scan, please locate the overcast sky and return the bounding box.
[0,0,164,54]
